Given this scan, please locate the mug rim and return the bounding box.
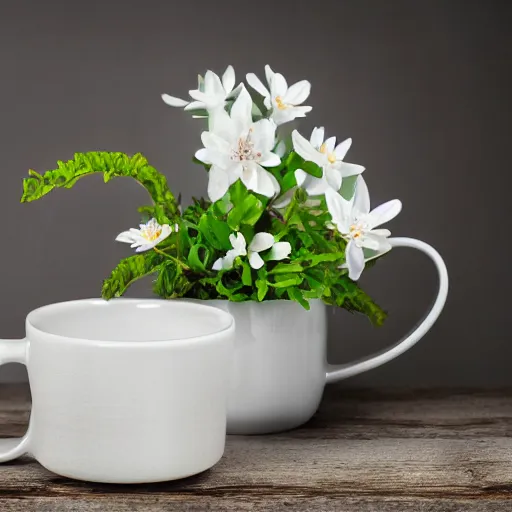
[26,298,235,347]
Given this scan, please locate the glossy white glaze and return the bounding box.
[0,299,234,483]
[208,237,449,434]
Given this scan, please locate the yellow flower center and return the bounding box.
[275,96,288,110]
[319,143,337,163]
[141,223,163,241]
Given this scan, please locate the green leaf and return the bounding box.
[21,152,179,217]
[271,273,304,288]
[287,287,310,310]
[281,170,298,192]
[300,252,345,267]
[268,262,304,274]
[102,252,164,300]
[215,277,246,301]
[300,160,323,178]
[187,244,210,272]
[241,261,253,287]
[284,152,304,173]
[284,151,322,178]
[256,279,269,301]
[198,212,232,250]
[227,181,265,230]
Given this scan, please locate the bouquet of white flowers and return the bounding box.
[21,65,402,326]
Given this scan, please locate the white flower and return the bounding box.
[212,232,291,271]
[292,127,365,195]
[246,65,312,126]
[246,232,291,270]
[325,177,402,281]
[115,218,178,253]
[162,65,242,114]
[195,87,281,202]
[212,232,247,271]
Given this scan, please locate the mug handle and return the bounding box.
[0,338,31,462]
[326,237,448,382]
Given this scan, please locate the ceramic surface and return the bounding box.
[0,299,234,483]
[209,237,449,434]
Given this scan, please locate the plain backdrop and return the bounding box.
[0,0,510,386]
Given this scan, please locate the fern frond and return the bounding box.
[101,251,165,300]
[21,152,179,218]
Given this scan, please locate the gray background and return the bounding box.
[0,0,510,386]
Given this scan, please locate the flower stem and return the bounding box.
[153,247,190,270]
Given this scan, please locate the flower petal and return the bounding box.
[353,176,370,215]
[251,119,276,152]
[294,168,308,187]
[371,229,391,237]
[361,233,391,251]
[248,232,274,253]
[242,164,276,197]
[115,230,136,244]
[208,108,237,142]
[346,240,365,281]
[292,130,324,167]
[207,165,230,202]
[360,235,381,251]
[249,251,265,270]
[283,80,311,105]
[184,100,206,111]
[334,138,352,160]
[303,175,329,196]
[274,140,287,157]
[325,188,351,232]
[188,89,213,104]
[201,131,231,154]
[271,72,288,97]
[367,199,402,229]
[195,148,211,164]
[268,242,291,261]
[155,224,172,245]
[204,70,224,98]
[259,152,281,167]
[246,72,270,98]
[230,232,247,255]
[325,167,342,191]
[339,162,365,178]
[230,87,252,133]
[310,127,325,148]
[264,65,275,85]
[161,94,189,107]
[324,136,336,154]
[212,258,223,271]
[135,244,155,253]
[222,65,235,93]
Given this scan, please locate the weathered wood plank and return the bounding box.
[0,384,511,511]
[1,496,512,512]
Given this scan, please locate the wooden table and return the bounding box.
[0,384,511,511]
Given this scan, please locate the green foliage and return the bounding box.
[21,152,179,220]
[102,251,165,299]
[21,149,389,326]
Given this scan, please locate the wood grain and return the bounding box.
[0,385,511,511]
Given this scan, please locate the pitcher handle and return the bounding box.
[0,338,31,462]
[326,237,448,382]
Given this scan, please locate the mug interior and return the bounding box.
[27,299,233,342]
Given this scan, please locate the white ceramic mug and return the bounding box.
[0,299,234,483]
[209,237,449,434]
